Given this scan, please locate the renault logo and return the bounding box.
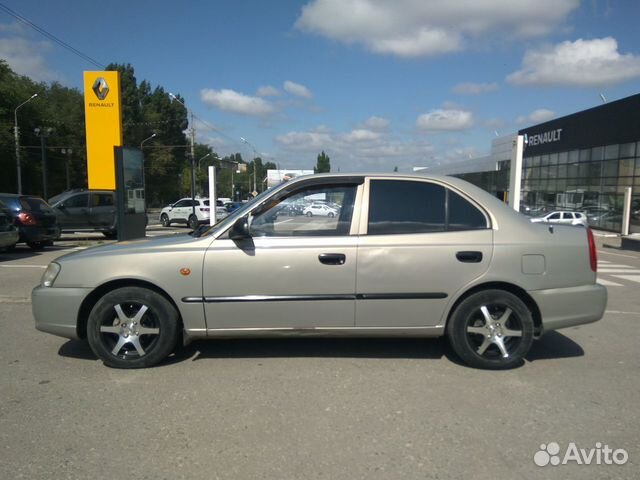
[92,77,110,100]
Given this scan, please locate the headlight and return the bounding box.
[41,262,61,287]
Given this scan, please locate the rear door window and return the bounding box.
[367,180,487,235]
[92,193,114,207]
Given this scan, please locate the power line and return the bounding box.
[0,2,106,69]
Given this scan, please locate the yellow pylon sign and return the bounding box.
[83,71,123,190]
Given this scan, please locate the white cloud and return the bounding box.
[507,37,640,87]
[274,130,333,151]
[343,129,380,142]
[200,88,276,116]
[0,30,57,81]
[283,80,312,98]
[363,116,390,130]
[296,0,579,58]
[256,85,280,97]
[452,82,499,95]
[416,109,474,131]
[516,109,556,125]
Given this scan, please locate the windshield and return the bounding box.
[192,187,277,237]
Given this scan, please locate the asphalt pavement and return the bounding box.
[0,230,638,480]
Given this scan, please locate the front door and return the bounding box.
[55,192,89,229]
[202,180,362,330]
[356,178,493,328]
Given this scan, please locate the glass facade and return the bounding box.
[521,141,639,232]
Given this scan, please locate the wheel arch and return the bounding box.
[76,279,184,339]
[445,281,543,337]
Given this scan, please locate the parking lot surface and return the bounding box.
[0,230,638,479]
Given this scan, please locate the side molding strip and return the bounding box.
[182,292,447,303]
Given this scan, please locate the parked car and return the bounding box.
[160,198,212,229]
[225,201,244,214]
[0,193,60,249]
[303,203,338,217]
[530,210,587,227]
[48,189,117,238]
[33,173,606,370]
[0,199,19,251]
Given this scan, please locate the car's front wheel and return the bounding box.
[447,289,534,369]
[306,212,312,217]
[87,286,179,368]
[160,213,171,227]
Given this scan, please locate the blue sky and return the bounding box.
[1,0,639,171]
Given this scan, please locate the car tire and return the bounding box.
[87,286,179,369]
[447,289,534,370]
[161,213,171,227]
[188,215,199,230]
[306,212,312,217]
[27,241,46,250]
[328,212,335,218]
[102,231,117,239]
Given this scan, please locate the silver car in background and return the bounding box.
[32,174,606,369]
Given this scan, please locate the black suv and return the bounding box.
[0,193,60,250]
[48,190,117,238]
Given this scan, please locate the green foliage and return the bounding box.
[0,60,190,204]
[315,150,331,173]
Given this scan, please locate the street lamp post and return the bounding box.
[34,127,54,200]
[14,93,38,194]
[169,92,197,219]
[240,136,259,194]
[140,133,156,149]
[197,153,212,172]
[61,148,73,190]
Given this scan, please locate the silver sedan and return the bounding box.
[33,174,607,369]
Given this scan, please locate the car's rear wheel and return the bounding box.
[27,241,47,250]
[188,215,199,230]
[447,289,534,369]
[161,213,171,227]
[306,212,312,217]
[87,286,179,369]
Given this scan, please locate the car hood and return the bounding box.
[56,232,210,263]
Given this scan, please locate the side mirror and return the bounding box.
[229,217,251,240]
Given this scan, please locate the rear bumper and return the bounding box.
[32,285,92,340]
[19,225,61,243]
[530,283,607,332]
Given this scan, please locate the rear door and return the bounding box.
[355,178,493,328]
[89,192,116,229]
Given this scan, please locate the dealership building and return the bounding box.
[424,93,640,234]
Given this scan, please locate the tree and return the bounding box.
[315,151,330,173]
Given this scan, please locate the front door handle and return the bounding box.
[456,251,483,263]
[319,253,346,265]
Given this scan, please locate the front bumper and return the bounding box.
[32,285,92,340]
[0,229,19,249]
[530,283,607,332]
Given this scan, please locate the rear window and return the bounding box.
[20,197,53,212]
[0,196,20,210]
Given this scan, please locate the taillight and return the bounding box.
[200,207,210,212]
[17,212,36,226]
[587,228,597,272]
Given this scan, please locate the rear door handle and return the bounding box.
[456,251,483,263]
[319,253,346,265]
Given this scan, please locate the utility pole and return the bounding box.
[190,111,196,219]
[61,148,73,190]
[14,93,38,194]
[34,127,53,200]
